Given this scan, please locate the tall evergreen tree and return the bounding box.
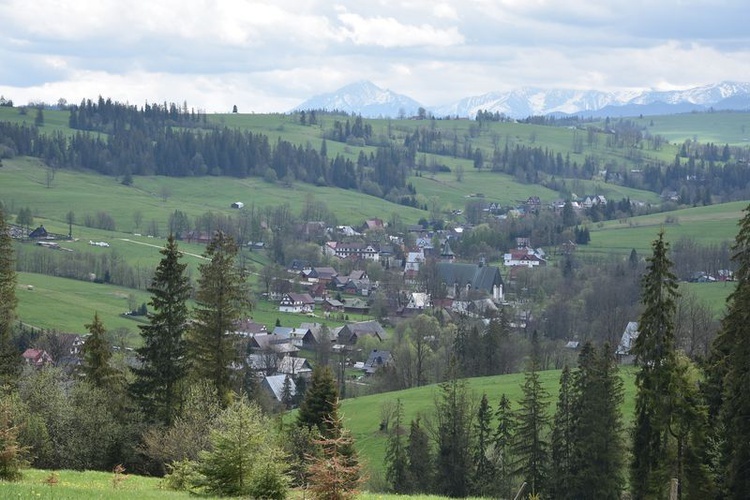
[187,231,247,406]
[630,229,679,499]
[493,393,516,499]
[550,365,574,499]
[384,399,410,494]
[512,331,550,498]
[434,360,473,498]
[569,342,625,500]
[406,417,433,494]
[131,234,192,425]
[0,207,20,387]
[81,313,119,390]
[706,203,750,498]
[297,365,339,437]
[471,393,495,497]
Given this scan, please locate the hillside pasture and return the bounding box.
[340,367,637,478]
[585,201,747,256]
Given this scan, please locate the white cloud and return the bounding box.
[335,10,464,48]
[0,0,748,111]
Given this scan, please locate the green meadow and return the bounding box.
[585,200,748,256]
[339,367,637,478]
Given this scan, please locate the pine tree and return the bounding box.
[297,365,339,437]
[630,229,679,499]
[493,393,516,499]
[434,360,473,498]
[569,342,625,499]
[187,231,248,406]
[306,410,362,500]
[406,416,433,494]
[81,312,119,390]
[513,331,550,498]
[471,393,495,497]
[384,399,410,494]
[195,398,288,498]
[0,206,20,387]
[706,203,750,498]
[550,365,573,499]
[132,234,192,425]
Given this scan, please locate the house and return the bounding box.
[327,242,380,261]
[503,249,546,268]
[323,298,344,313]
[362,349,393,375]
[277,356,313,378]
[616,321,639,361]
[436,261,504,302]
[22,348,54,368]
[362,218,385,232]
[231,201,244,209]
[234,318,267,337]
[278,293,315,313]
[405,292,431,312]
[342,297,370,315]
[337,320,387,344]
[28,225,49,239]
[261,374,297,404]
[404,250,425,281]
[249,333,299,357]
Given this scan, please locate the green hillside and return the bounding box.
[339,367,637,478]
[586,201,748,256]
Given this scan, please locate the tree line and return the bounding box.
[1,207,366,497]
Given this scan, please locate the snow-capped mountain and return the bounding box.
[292,81,750,119]
[436,81,750,118]
[292,80,422,118]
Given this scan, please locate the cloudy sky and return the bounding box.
[1,0,749,113]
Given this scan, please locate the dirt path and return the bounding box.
[119,238,209,260]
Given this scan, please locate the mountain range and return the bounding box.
[292,80,750,119]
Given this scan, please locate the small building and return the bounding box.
[278,293,315,313]
[616,321,639,362]
[261,374,297,405]
[231,201,244,209]
[337,320,387,344]
[22,348,54,368]
[362,349,393,375]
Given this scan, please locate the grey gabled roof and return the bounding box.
[436,262,503,292]
[262,374,296,402]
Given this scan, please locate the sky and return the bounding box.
[1,0,749,113]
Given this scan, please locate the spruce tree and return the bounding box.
[630,229,679,499]
[550,365,573,499]
[297,365,339,437]
[187,231,248,405]
[512,331,550,498]
[471,393,495,497]
[81,312,119,390]
[0,206,20,387]
[493,393,516,499]
[132,234,192,425]
[406,417,433,494]
[434,360,473,498]
[384,399,410,494]
[706,203,750,498]
[569,342,625,499]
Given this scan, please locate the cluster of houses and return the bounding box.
[236,318,390,405]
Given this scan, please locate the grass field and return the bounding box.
[585,200,748,257]
[2,468,483,499]
[340,366,637,478]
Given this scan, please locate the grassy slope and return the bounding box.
[585,200,748,256]
[2,469,481,500]
[340,367,637,478]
